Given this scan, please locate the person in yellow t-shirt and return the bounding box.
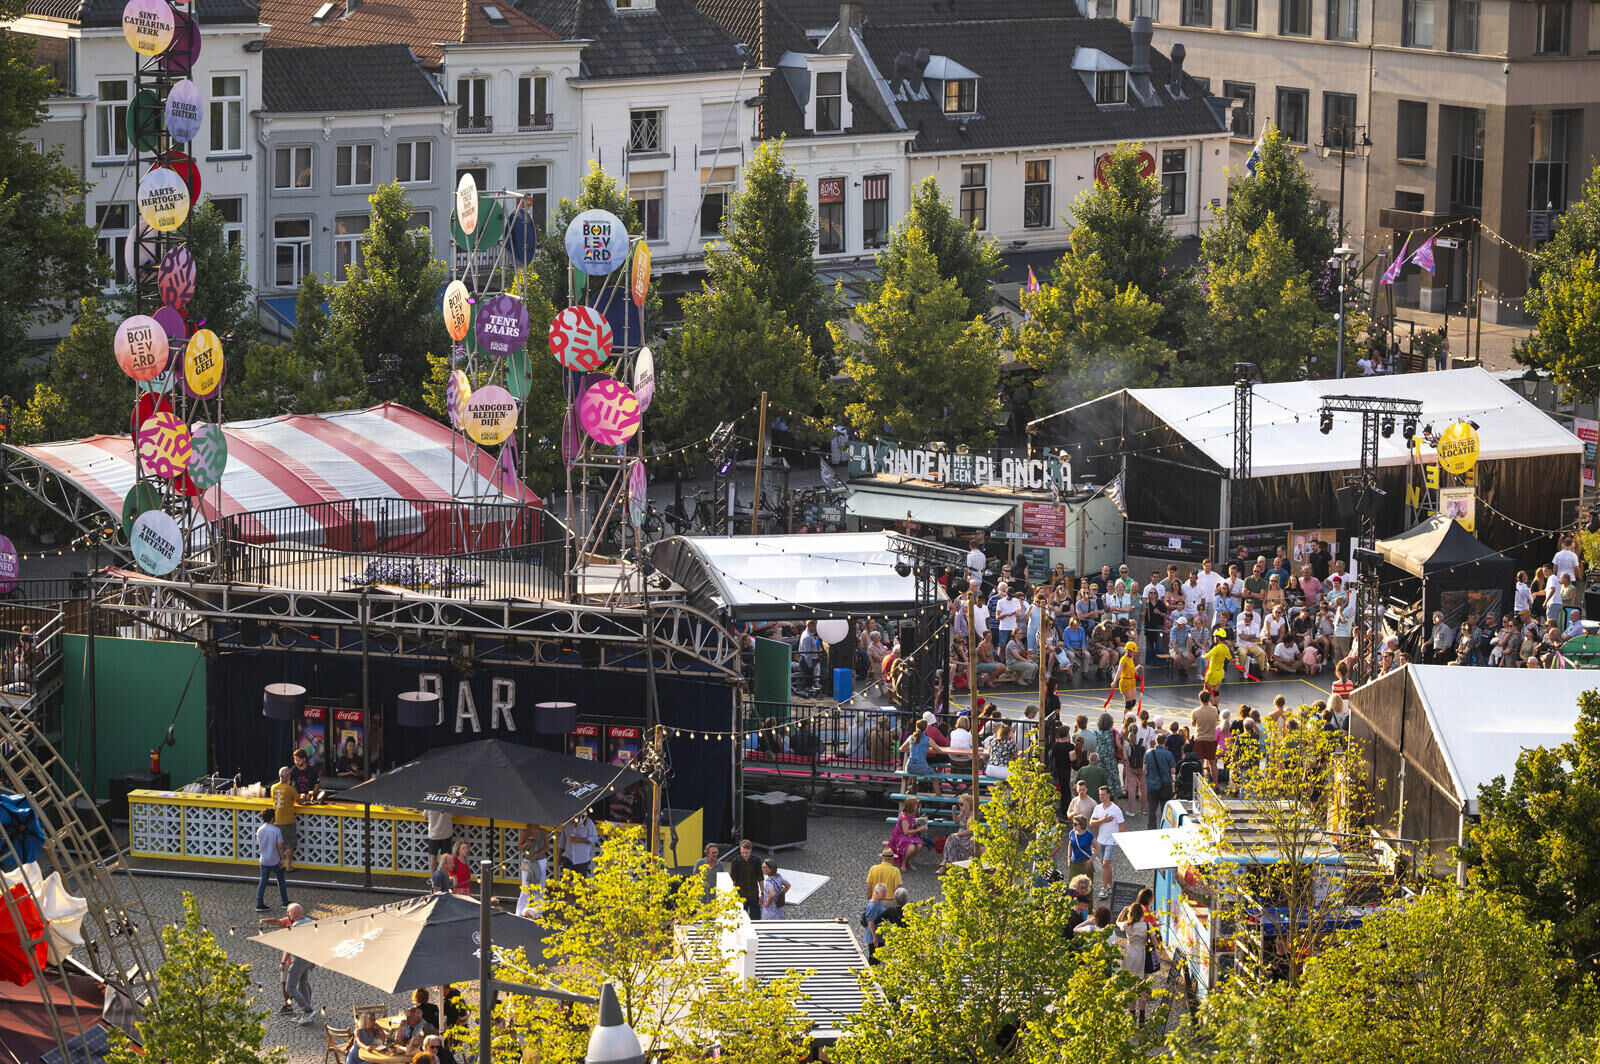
[1115,641,1143,711]
[270,766,299,873]
[1202,630,1233,696]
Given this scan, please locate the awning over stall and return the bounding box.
[845,489,1013,530]
[1376,514,1515,582]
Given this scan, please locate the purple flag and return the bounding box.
[1381,234,1411,286]
[1410,236,1436,274]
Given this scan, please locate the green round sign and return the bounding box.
[449,195,505,251]
[505,346,532,399]
[187,421,228,491]
[126,88,163,152]
[121,481,164,541]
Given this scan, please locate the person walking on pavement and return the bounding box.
[1143,737,1177,830]
[254,808,290,912]
[278,902,317,1024]
[726,839,764,920]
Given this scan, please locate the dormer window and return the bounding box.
[816,71,843,132]
[1095,71,1127,105]
[943,78,977,115]
[613,0,654,11]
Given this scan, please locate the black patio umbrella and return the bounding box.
[250,892,547,994]
[333,739,643,825]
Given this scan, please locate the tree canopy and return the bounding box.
[1065,143,1187,325]
[1516,167,1600,396]
[1202,124,1337,296]
[877,176,1003,321]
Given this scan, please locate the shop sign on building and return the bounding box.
[1021,501,1068,547]
[847,439,1070,493]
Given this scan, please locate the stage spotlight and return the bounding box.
[1319,410,1334,434]
[1402,417,1417,441]
[894,561,912,578]
[1380,417,1394,438]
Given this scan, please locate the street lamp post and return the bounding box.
[1315,121,1372,239]
[1329,244,1358,379]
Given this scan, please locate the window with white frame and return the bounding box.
[457,77,490,132]
[518,75,552,131]
[701,166,734,237]
[959,163,987,230]
[96,203,130,285]
[516,163,549,227]
[1535,0,1569,54]
[274,146,313,189]
[1161,149,1188,215]
[629,171,664,240]
[336,144,374,188]
[815,71,843,132]
[273,217,311,287]
[210,75,243,154]
[862,174,890,248]
[1023,160,1052,229]
[334,215,369,281]
[1095,71,1127,105]
[95,80,129,159]
[212,196,245,246]
[396,140,432,184]
[817,177,845,253]
[629,109,662,153]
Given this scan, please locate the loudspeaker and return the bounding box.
[1356,485,1386,519]
[1335,485,1360,523]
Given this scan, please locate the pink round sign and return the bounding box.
[0,535,17,595]
[578,378,642,446]
[548,305,613,372]
[137,410,193,478]
[115,315,169,382]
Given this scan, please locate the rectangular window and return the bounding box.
[1448,0,1478,50]
[629,171,664,239]
[518,74,552,131]
[1095,70,1127,105]
[1023,160,1052,229]
[456,165,489,190]
[1095,0,1117,16]
[95,203,130,286]
[408,210,432,234]
[274,146,312,190]
[1590,0,1600,53]
[1536,1,1569,54]
[1529,110,1574,211]
[212,196,244,246]
[943,78,977,115]
[816,71,843,131]
[457,77,490,133]
[817,177,845,253]
[1227,0,1256,30]
[334,215,369,281]
[1449,106,1484,212]
[1403,0,1435,46]
[210,75,243,154]
[862,173,890,248]
[517,163,549,230]
[1130,0,1157,17]
[1395,190,1426,211]
[273,217,311,287]
[1281,0,1312,34]
[1323,92,1358,147]
[1161,149,1188,215]
[1182,0,1212,26]
[335,143,373,188]
[959,163,987,230]
[1397,100,1428,159]
[1224,81,1255,138]
[1277,87,1310,143]
[1326,0,1358,39]
[629,109,662,153]
[701,166,734,237]
[95,80,129,159]
[396,140,432,184]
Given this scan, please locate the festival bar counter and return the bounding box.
[127,790,702,882]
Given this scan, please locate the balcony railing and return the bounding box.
[457,115,493,134]
[518,112,555,132]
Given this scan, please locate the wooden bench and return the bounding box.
[884,816,958,829]
[889,792,990,806]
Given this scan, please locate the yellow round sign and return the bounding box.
[1437,420,1480,476]
[184,329,224,397]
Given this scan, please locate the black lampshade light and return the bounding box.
[263,683,306,721]
[397,690,440,728]
[534,701,578,735]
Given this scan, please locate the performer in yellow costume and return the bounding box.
[1203,628,1232,696]
[1115,641,1143,711]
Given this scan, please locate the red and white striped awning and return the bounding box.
[10,404,542,547]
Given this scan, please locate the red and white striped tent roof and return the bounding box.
[10,404,541,545]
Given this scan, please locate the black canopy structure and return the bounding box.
[1377,515,1518,640]
[250,892,547,994]
[334,739,642,826]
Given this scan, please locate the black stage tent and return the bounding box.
[1377,515,1518,641]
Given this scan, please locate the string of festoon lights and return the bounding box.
[638,405,760,465]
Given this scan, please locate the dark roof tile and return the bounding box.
[519,0,748,78]
[28,0,259,25]
[257,0,558,68]
[261,43,448,111]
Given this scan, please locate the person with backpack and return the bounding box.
[760,859,790,919]
[1143,736,1177,830]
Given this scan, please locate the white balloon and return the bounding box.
[816,618,850,644]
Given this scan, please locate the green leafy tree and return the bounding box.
[1458,688,1600,983]
[231,276,366,419]
[15,297,125,441]
[325,182,448,408]
[186,199,256,344]
[832,758,1162,1064]
[877,176,1003,320]
[834,225,1000,442]
[105,893,281,1064]
[0,14,106,389]
[706,139,834,366]
[1202,124,1337,287]
[1518,168,1600,395]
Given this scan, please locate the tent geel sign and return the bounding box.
[1439,487,1475,533]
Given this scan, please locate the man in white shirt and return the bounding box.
[558,811,599,876]
[947,716,974,770]
[1235,607,1268,676]
[1554,536,1582,583]
[966,544,987,584]
[425,809,453,874]
[1181,571,1206,620]
[1271,636,1303,673]
[1089,785,1125,898]
[1142,570,1165,604]
[963,581,990,640]
[1194,558,1225,603]
[995,586,1023,642]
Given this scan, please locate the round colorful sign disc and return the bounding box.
[122,0,175,55]
[548,305,613,371]
[137,410,193,478]
[152,305,188,354]
[450,196,505,251]
[130,509,183,576]
[446,369,472,429]
[578,378,642,446]
[158,246,196,316]
[463,385,518,446]
[564,208,629,275]
[115,315,169,382]
[157,9,201,73]
[137,166,191,232]
[126,88,163,152]
[505,346,532,400]
[455,172,479,236]
[125,221,159,278]
[473,293,529,358]
[0,535,17,595]
[633,346,656,413]
[442,280,472,343]
[121,481,164,541]
[187,422,228,491]
[183,328,224,398]
[164,78,203,143]
[159,150,202,201]
[130,392,172,440]
[628,460,648,528]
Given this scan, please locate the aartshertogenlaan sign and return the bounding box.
[847,439,1072,493]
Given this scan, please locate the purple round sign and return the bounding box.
[157,9,201,73]
[473,293,529,358]
[0,535,16,595]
